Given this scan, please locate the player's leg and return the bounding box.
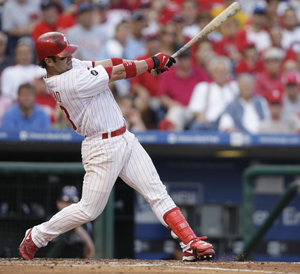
[119,132,215,261]
[20,136,125,259]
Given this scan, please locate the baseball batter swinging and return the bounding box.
[19,32,215,262]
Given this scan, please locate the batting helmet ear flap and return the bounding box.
[35,32,78,62]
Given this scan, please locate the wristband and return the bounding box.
[123,61,137,79]
[144,58,154,70]
[111,57,123,66]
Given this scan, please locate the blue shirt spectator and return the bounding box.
[1,83,50,130]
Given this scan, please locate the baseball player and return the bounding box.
[19,32,215,262]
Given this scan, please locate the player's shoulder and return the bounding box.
[71,58,92,69]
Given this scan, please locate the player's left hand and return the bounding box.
[151,53,176,71]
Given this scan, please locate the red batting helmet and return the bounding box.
[35,32,78,62]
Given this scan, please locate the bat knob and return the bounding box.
[150,69,158,76]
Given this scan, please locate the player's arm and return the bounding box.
[94,58,131,67]
[107,53,176,83]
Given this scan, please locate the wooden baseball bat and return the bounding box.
[150,1,242,76]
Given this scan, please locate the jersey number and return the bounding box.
[60,106,77,130]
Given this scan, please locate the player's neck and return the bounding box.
[46,68,61,78]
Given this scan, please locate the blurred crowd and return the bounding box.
[1,0,300,134]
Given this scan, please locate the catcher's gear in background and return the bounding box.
[150,53,176,74]
[35,32,78,62]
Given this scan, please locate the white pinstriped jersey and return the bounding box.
[44,58,124,136]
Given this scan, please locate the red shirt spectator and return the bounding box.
[157,48,211,130]
[235,6,271,54]
[158,64,210,106]
[32,0,75,41]
[235,41,264,75]
[235,58,264,75]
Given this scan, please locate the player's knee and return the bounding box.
[77,202,100,221]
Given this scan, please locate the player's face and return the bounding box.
[55,55,73,73]
[48,55,73,75]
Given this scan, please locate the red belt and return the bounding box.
[102,124,126,139]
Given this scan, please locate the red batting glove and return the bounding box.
[152,53,176,71]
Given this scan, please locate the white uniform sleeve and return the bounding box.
[188,82,208,114]
[76,65,109,98]
[72,58,94,69]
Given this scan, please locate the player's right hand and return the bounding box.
[151,53,176,71]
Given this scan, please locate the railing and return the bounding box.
[240,165,300,260]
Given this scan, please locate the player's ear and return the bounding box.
[44,57,55,67]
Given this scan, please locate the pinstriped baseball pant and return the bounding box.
[32,130,176,248]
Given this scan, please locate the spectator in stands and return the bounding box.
[34,67,56,122]
[98,21,130,97]
[93,0,129,40]
[282,59,299,73]
[181,0,200,39]
[281,71,300,120]
[213,17,241,62]
[1,0,40,55]
[194,39,215,77]
[131,34,162,129]
[123,10,147,60]
[152,0,181,25]
[1,83,51,130]
[281,8,300,50]
[45,186,95,258]
[158,47,211,131]
[66,2,107,61]
[210,0,248,31]
[265,0,281,27]
[235,5,271,53]
[258,89,300,134]
[0,88,13,128]
[159,23,177,57]
[97,21,129,62]
[218,73,269,133]
[172,14,189,48]
[0,32,15,73]
[254,47,285,99]
[140,0,159,37]
[1,40,37,101]
[235,41,264,76]
[268,24,283,50]
[188,56,238,131]
[31,0,75,42]
[116,96,146,132]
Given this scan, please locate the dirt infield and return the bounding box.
[0,259,299,274]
